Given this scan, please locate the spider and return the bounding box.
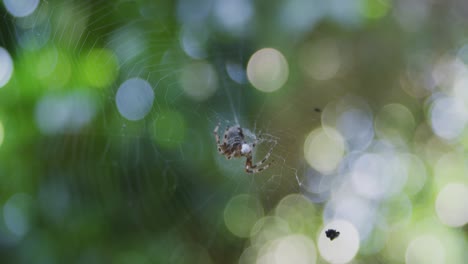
[214,123,274,173]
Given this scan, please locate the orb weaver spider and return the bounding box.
[214,123,274,173]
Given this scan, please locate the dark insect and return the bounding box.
[325,229,340,240]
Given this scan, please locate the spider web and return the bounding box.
[9,2,468,264]
[0,0,325,261]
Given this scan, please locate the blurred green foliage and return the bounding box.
[0,0,467,263]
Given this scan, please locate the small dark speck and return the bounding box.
[314,108,322,113]
[325,229,340,240]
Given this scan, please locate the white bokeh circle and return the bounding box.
[318,219,360,264]
[116,78,154,121]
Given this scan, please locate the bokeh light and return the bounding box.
[374,103,415,142]
[116,78,154,121]
[177,0,212,24]
[0,47,14,88]
[318,220,360,264]
[35,47,72,88]
[351,152,407,200]
[275,194,319,234]
[405,235,445,264]
[321,96,374,151]
[435,183,468,227]
[250,216,291,247]
[3,193,33,239]
[359,0,391,19]
[15,5,51,51]
[247,48,289,92]
[180,26,208,59]
[213,0,253,35]
[279,0,325,34]
[82,49,119,88]
[433,152,466,188]
[298,39,341,81]
[272,235,317,264]
[109,26,147,63]
[328,0,362,27]
[3,0,40,18]
[180,61,218,101]
[430,95,468,141]
[225,61,247,84]
[239,246,258,264]
[35,91,97,134]
[224,194,264,238]
[324,193,377,240]
[301,166,340,199]
[304,127,345,174]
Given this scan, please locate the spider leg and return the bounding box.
[250,146,274,168]
[245,154,254,173]
[214,123,221,144]
[223,125,230,146]
[214,123,227,154]
[245,161,273,173]
[244,145,275,173]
